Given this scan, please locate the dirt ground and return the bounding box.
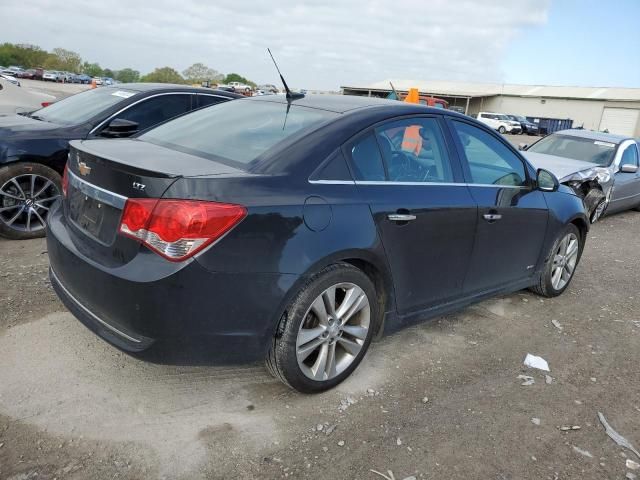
[1,206,639,479]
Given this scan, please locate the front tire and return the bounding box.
[498,126,507,134]
[266,263,378,393]
[530,224,582,298]
[0,163,62,240]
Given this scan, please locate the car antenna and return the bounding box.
[389,81,400,100]
[268,48,304,101]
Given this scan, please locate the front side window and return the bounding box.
[620,143,639,168]
[375,117,454,183]
[452,120,527,186]
[116,94,192,132]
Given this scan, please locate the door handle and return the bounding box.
[387,213,417,222]
[482,213,502,222]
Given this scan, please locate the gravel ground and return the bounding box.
[1,210,639,479]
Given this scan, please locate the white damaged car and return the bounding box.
[521,129,640,222]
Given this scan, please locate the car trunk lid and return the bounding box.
[64,139,244,265]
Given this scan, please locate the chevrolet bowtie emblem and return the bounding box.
[78,161,91,176]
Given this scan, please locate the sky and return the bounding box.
[2,0,639,90]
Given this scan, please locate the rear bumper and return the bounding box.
[46,201,299,355]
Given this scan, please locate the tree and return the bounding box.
[0,43,49,68]
[115,68,140,83]
[223,73,256,87]
[140,67,184,84]
[44,48,82,72]
[82,62,103,77]
[182,63,223,83]
[102,68,115,78]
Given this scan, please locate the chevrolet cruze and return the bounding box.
[47,95,589,392]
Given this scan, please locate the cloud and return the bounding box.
[2,0,550,89]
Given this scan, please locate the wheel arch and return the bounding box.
[266,248,395,343]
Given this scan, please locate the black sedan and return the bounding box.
[0,84,241,239]
[46,95,589,392]
[506,115,539,135]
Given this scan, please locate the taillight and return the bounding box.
[119,199,246,261]
[41,102,53,107]
[61,163,69,197]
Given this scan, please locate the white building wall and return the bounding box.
[469,97,640,135]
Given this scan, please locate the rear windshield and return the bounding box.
[30,87,137,126]
[528,134,617,166]
[139,99,338,168]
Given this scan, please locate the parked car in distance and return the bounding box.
[506,115,539,135]
[521,129,640,222]
[16,69,36,79]
[92,77,103,85]
[0,84,242,239]
[476,112,522,134]
[0,73,20,86]
[257,84,279,94]
[42,70,60,82]
[102,77,114,86]
[46,95,589,393]
[227,81,252,93]
[75,74,92,84]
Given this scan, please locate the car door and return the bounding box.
[346,116,477,315]
[609,141,640,213]
[447,118,549,294]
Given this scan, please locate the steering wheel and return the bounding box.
[389,151,436,182]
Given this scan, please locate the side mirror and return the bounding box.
[518,143,529,151]
[537,168,559,192]
[101,118,139,138]
[620,163,639,173]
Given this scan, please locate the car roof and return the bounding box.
[242,93,451,114]
[553,129,629,144]
[99,83,244,98]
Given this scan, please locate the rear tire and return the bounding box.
[530,224,582,298]
[266,263,378,393]
[498,126,507,134]
[0,162,62,240]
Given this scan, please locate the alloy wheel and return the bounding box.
[551,232,579,290]
[296,282,371,381]
[0,174,60,234]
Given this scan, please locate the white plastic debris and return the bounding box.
[573,445,593,458]
[551,319,563,330]
[524,353,550,372]
[531,417,541,425]
[627,459,640,470]
[598,412,640,459]
[545,375,554,384]
[517,375,535,386]
[627,472,637,480]
[396,437,402,446]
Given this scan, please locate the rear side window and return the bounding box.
[197,94,226,109]
[451,121,527,186]
[117,94,192,131]
[349,133,386,181]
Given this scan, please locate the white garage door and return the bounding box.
[599,107,640,136]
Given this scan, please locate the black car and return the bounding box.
[47,95,589,393]
[0,84,242,239]
[507,115,539,136]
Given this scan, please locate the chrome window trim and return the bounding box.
[50,268,142,343]
[307,178,528,188]
[67,169,128,208]
[89,92,196,135]
[354,180,528,188]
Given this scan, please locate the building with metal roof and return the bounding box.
[341,80,640,136]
